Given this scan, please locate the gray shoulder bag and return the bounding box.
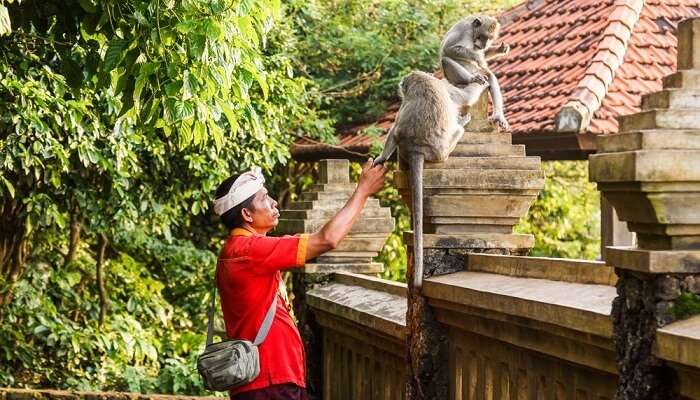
[197,278,277,391]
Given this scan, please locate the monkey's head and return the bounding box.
[472,15,500,50]
[398,71,434,99]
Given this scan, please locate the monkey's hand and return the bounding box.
[486,43,510,60]
[489,112,509,130]
[469,74,489,86]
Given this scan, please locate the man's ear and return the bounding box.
[241,208,254,223]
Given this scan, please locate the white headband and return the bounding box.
[213,166,265,216]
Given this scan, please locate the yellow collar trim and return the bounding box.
[231,228,255,237]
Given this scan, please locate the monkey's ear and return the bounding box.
[472,18,482,28]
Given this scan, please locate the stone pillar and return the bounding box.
[395,94,544,399]
[276,159,394,399]
[589,17,700,400]
[600,194,635,260]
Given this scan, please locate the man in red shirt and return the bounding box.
[213,159,387,400]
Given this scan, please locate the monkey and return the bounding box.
[440,14,510,130]
[373,71,469,289]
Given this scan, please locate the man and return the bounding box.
[212,159,387,400]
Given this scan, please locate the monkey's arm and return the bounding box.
[373,124,398,166]
[485,43,510,61]
[442,57,488,87]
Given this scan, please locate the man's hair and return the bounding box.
[215,174,256,230]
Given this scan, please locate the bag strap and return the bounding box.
[205,267,278,347]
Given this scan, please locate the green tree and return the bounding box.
[0,0,333,310]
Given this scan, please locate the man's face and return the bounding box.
[243,187,279,232]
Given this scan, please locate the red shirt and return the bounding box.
[216,227,309,396]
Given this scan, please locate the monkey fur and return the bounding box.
[373,71,468,289]
[440,14,510,130]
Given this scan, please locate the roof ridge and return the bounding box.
[554,0,645,133]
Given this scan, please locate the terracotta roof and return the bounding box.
[292,0,700,161]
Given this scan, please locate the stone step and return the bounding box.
[425,156,541,170]
[451,143,526,157]
[277,216,395,234]
[333,235,390,253]
[590,150,700,183]
[458,131,512,145]
[288,198,380,210]
[423,194,538,218]
[663,70,700,90]
[281,206,391,221]
[316,255,374,264]
[618,109,700,132]
[677,18,700,70]
[596,130,700,153]
[301,190,355,202]
[303,262,384,274]
[309,183,355,193]
[642,89,700,110]
[395,169,544,190]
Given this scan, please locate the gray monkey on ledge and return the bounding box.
[440,14,510,130]
[373,71,468,289]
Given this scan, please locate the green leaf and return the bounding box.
[173,101,194,121]
[102,39,130,72]
[78,0,98,13]
[1,175,15,198]
[133,74,148,112]
[0,5,11,36]
[60,57,83,89]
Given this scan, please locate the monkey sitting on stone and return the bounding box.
[373,71,469,289]
[440,14,510,130]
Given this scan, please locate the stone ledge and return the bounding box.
[0,389,219,400]
[404,232,534,250]
[596,130,700,153]
[306,282,407,340]
[334,272,407,298]
[590,150,700,182]
[302,262,384,274]
[423,271,615,338]
[605,247,700,273]
[656,314,700,368]
[467,254,617,286]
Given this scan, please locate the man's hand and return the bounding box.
[357,158,388,197]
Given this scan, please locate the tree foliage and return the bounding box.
[291,0,520,126]
[515,161,601,260]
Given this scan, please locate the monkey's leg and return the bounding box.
[487,72,509,130]
[373,125,398,166]
[409,152,425,290]
[442,57,488,87]
[458,114,471,127]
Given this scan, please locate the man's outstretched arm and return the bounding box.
[305,159,387,261]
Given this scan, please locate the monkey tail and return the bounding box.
[410,152,424,291]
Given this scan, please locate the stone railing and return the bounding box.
[306,273,407,400]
